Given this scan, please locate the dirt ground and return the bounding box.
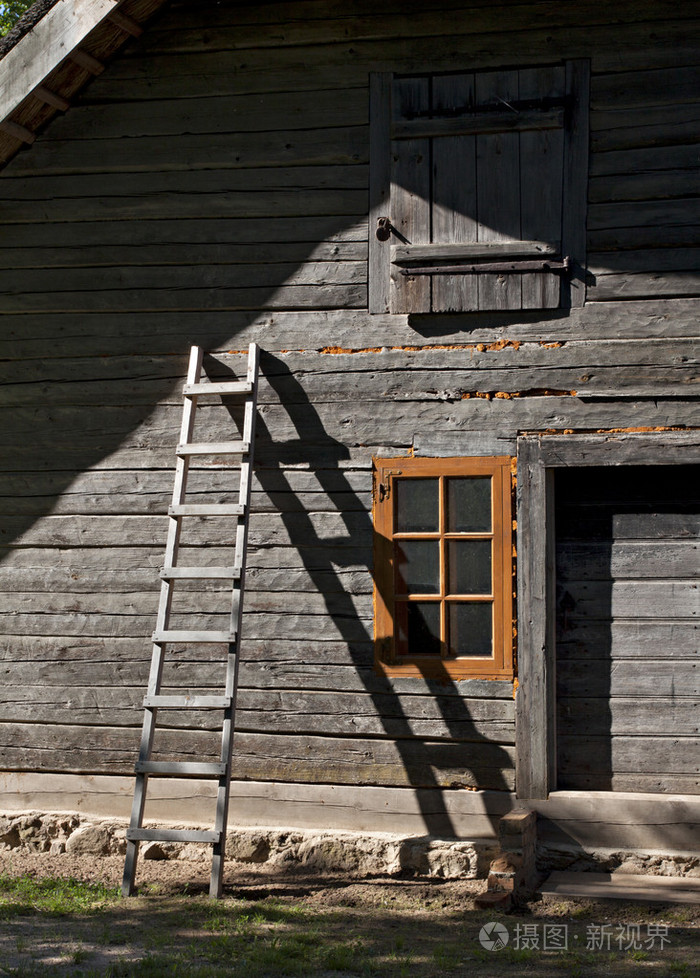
[1,850,698,977]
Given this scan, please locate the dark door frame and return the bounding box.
[515,429,700,800]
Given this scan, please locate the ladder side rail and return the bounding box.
[122,346,204,898]
[210,342,259,897]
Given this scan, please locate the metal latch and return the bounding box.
[376,217,392,241]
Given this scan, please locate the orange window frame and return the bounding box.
[373,456,514,680]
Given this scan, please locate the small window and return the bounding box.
[373,456,514,679]
[369,61,590,314]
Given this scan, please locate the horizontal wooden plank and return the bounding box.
[592,65,700,110]
[0,283,368,313]
[2,300,700,365]
[0,685,515,741]
[0,647,514,698]
[555,580,699,619]
[590,143,700,179]
[0,722,516,788]
[555,772,700,793]
[40,88,367,141]
[589,170,700,204]
[557,660,700,698]
[558,735,699,775]
[135,4,693,56]
[0,188,368,226]
[557,541,699,580]
[588,248,700,275]
[590,102,700,154]
[588,198,700,232]
[2,125,370,175]
[556,621,699,659]
[558,697,699,736]
[588,271,700,302]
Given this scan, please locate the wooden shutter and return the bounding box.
[369,61,589,314]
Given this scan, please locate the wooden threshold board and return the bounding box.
[541,871,700,905]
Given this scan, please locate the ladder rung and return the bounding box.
[183,381,253,397]
[144,695,232,709]
[126,828,221,844]
[153,630,236,643]
[177,441,248,456]
[135,761,226,776]
[160,566,241,580]
[169,504,244,517]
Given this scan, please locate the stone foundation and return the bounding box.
[0,811,497,878]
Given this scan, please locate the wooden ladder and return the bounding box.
[122,343,259,899]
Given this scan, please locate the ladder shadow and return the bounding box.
[216,350,512,844]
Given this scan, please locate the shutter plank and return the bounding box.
[561,59,591,308]
[476,70,521,310]
[519,65,565,309]
[369,73,392,314]
[432,73,478,312]
[390,77,430,314]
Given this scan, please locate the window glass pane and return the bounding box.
[446,477,491,532]
[397,601,441,656]
[395,540,440,594]
[396,478,438,532]
[448,602,493,657]
[447,540,492,594]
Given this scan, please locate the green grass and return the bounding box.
[0,874,697,978]
[0,872,118,918]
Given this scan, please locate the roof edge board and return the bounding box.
[0,0,120,122]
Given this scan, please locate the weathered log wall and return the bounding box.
[0,0,698,809]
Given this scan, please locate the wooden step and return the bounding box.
[152,629,236,643]
[177,441,248,456]
[143,695,232,709]
[126,828,221,844]
[183,381,252,397]
[169,503,244,517]
[160,566,241,580]
[541,871,700,905]
[134,761,226,777]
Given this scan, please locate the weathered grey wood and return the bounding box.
[589,169,700,204]
[391,107,564,140]
[588,270,700,301]
[3,299,700,366]
[556,621,699,659]
[0,722,516,789]
[0,0,119,122]
[592,64,700,110]
[368,72,391,314]
[4,125,370,175]
[389,76,430,314]
[393,241,559,265]
[0,685,515,740]
[519,65,564,309]
[476,68,520,310]
[557,541,698,580]
[541,871,700,905]
[558,698,698,736]
[590,143,700,179]
[557,660,700,699]
[561,58,590,308]
[588,198,700,232]
[591,102,700,155]
[515,437,551,800]
[558,736,699,775]
[431,72,478,312]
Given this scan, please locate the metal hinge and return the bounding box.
[401,256,573,276]
[377,468,403,502]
